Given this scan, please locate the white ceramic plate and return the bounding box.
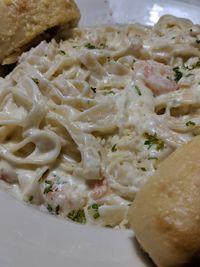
[1,1,200,267]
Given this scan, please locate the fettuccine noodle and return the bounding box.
[1,15,200,228]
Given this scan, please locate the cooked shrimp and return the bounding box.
[134,60,179,95]
[90,179,108,200]
[0,160,17,183]
[41,177,87,214]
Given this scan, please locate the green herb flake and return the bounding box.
[85,43,96,49]
[88,203,99,210]
[144,133,165,151]
[93,212,100,219]
[91,87,97,93]
[182,65,189,70]
[29,195,34,202]
[173,67,183,82]
[105,224,114,228]
[32,78,39,85]
[124,223,130,229]
[55,205,60,215]
[134,85,142,96]
[43,180,54,194]
[59,50,66,55]
[148,156,158,160]
[99,43,106,48]
[192,61,200,69]
[67,209,86,224]
[88,203,101,219]
[196,39,200,44]
[103,91,115,95]
[111,144,117,152]
[185,73,194,77]
[47,204,53,213]
[140,167,147,172]
[186,121,196,126]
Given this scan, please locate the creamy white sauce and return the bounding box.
[0,15,200,228]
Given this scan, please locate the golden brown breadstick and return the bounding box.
[0,0,80,64]
[128,135,200,267]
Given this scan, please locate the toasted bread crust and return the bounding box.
[0,0,80,63]
[128,135,200,267]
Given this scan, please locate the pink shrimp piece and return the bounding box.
[134,60,179,96]
[42,181,87,213]
[0,172,10,182]
[90,179,108,200]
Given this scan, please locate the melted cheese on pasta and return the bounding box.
[1,15,200,228]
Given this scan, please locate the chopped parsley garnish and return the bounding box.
[148,156,158,160]
[185,73,194,77]
[67,209,86,224]
[186,121,196,126]
[88,203,99,210]
[183,62,200,70]
[46,204,60,215]
[47,204,53,213]
[55,205,60,215]
[134,85,142,96]
[99,43,106,48]
[173,67,183,82]
[124,223,130,229]
[103,91,115,95]
[105,224,114,228]
[59,50,66,55]
[171,36,176,39]
[43,180,54,194]
[88,203,101,219]
[140,167,147,172]
[32,78,39,85]
[93,212,100,219]
[111,144,117,152]
[144,133,165,151]
[85,43,106,49]
[182,65,189,70]
[29,195,34,202]
[195,61,200,67]
[91,87,97,93]
[85,43,96,49]
[196,39,200,44]
[192,61,200,69]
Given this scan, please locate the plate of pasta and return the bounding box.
[1,0,200,266]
